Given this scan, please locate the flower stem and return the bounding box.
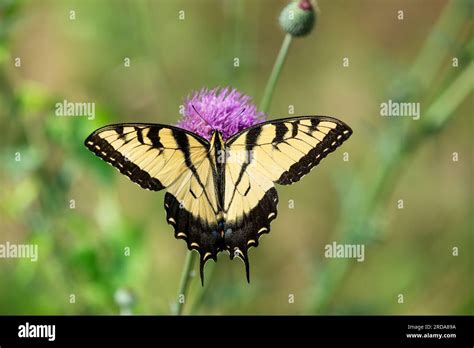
[409,0,470,90]
[421,60,474,133]
[172,251,196,315]
[259,33,293,114]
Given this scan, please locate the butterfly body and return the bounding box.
[85,116,352,284]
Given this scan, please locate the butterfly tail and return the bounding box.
[199,255,206,286]
[243,250,250,283]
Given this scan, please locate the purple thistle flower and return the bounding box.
[176,87,266,141]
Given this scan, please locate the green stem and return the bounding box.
[409,0,471,90]
[259,34,293,113]
[172,251,196,315]
[421,60,474,132]
[189,262,216,314]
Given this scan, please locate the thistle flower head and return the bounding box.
[177,87,266,141]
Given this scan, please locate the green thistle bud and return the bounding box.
[279,0,317,37]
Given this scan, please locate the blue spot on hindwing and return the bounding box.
[224,228,233,239]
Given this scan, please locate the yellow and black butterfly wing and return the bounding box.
[163,152,224,284]
[223,116,352,280]
[85,124,222,277]
[85,124,211,190]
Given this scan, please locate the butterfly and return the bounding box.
[85,116,352,284]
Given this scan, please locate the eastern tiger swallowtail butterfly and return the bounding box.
[85,116,352,284]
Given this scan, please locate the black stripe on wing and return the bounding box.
[226,116,353,186]
[277,119,352,185]
[85,125,165,191]
[84,123,210,192]
[224,127,262,212]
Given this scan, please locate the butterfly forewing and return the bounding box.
[226,116,353,185]
[85,124,210,190]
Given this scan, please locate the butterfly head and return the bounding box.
[210,130,225,147]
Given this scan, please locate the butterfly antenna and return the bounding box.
[225,107,247,127]
[192,104,213,130]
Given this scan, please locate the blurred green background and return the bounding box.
[0,0,472,315]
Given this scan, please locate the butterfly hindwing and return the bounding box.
[164,150,223,284]
[222,116,352,280]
